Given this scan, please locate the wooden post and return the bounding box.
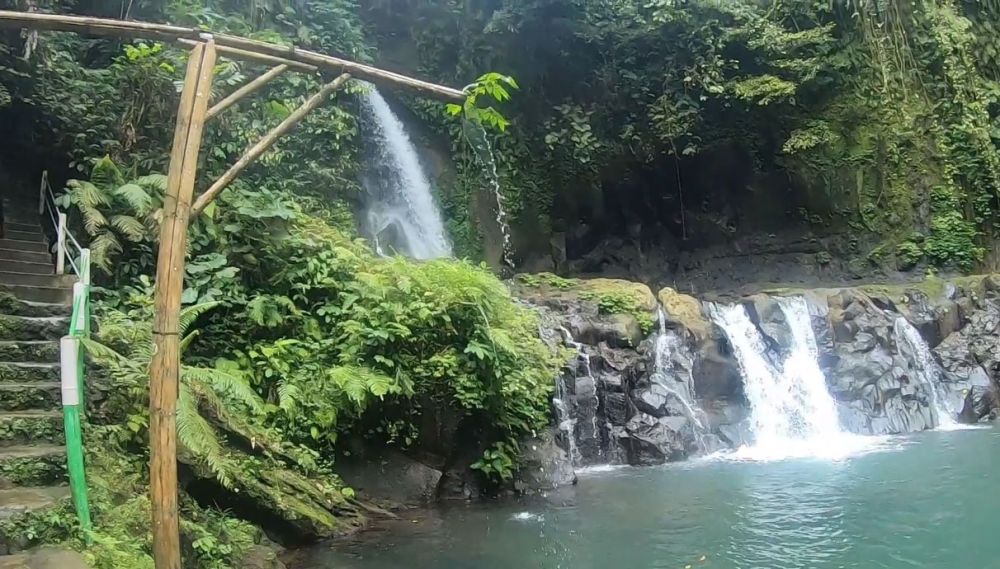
[206,64,289,121]
[149,39,215,569]
[191,73,350,214]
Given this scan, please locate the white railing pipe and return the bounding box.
[56,212,67,275]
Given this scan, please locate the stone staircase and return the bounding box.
[0,198,73,555]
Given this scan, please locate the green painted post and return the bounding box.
[62,248,93,534]
[61,335,92,532]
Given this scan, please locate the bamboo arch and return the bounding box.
[0,10,466,568]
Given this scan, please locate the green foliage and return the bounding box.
[447,72,518,132]
[471,440,518,482]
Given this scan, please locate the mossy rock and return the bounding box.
[0,384,61,412]
[0,363,59,384]
[657,288,710,341]
[0,412,63,447]
[0,447,67,486]
[0,316,68,342]
[0,342,60,364]
[512,274,657,333]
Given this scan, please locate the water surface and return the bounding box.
[296,427,1000,569]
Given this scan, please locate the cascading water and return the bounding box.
[651,309,711,448]
[893,318,957,428]
[463,122,515,269]
[560,327,601,465]
[708,298,869,460]
[360,87,452,260]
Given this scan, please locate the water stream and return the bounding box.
[360,87,452,260]
[463,122,515,269]
[893,318,957,428]
[650,309,710,447]
[559,327,601,465]
[708,299,868,460]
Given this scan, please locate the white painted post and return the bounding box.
[56,212,67,275]
[38,171,47,215]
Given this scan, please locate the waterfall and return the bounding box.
[651,309,710,446]
[893,318,957,428]
[708,298,866,460]
[360,87,452,260]
[560,327,601,465]
[464,122,515,269]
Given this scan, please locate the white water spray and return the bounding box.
[560,327,600,464]
[464,123,515,269]
[652,310,709,437]
[708,298,870,460]
[893,318,958,429]
[361,87,452,260]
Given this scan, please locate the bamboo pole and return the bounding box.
[0,10,465,101]
[206,64,288,121]
[178,39,317,72]
[149,40,216,569]
[191,73,350,215]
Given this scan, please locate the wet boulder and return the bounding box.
[620,414,693,465]
[515,429,577,493]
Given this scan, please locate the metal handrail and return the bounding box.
[38,170,87,279]
[38,170,93,533]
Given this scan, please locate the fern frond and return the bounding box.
[134,174,168,193]
[81,205,109,235]
[90,231,123,273]
[177,387,234,488]
[114,183,154,215]
[179,301,221,334]
[184,366,265,414]
[68,180,111,210]
[328,365,398,406]
[277,383,303,413]
[110,215,147,242]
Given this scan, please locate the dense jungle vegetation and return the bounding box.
[1,0,999,567]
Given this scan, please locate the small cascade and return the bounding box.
[464,122,515,269]
[776,297,845,439]
[360,87,452,260]
[651,309,711,447]
[559,327,601,465]
[893,318,957,428]
[708,299,863,459]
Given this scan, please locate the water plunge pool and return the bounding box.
[294,426,1000,569]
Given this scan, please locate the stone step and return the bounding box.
[0,316,68,342]
[0,412,62,447]
[0,224,42,236]
[0,445,66,487]
[0,287,69,306]
[0,343,59,364]
[0,297,67,319]
[0,486,69,521]
[0,263,51,277]
[0,242,46,255]
[0,273,71,290]
[0,364,58,385]
[0,251,50,267]
[0,233,43,246]
[0,549,89,569]
[0,384,60,412]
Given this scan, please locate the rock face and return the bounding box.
[512,274,1000,479]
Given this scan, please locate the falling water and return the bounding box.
[651,309,710,443]
[560,327,601,464]
[360,87,452,260]
[464,122,515,269]
[708,299,868,460]
[893,318,957,428]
